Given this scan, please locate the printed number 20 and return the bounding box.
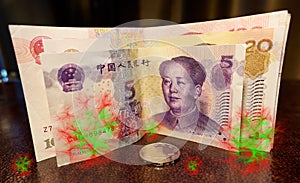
[246,39,273,53]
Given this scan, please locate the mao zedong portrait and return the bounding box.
[152,56,220,136]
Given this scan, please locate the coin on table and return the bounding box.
[139,142,180,166]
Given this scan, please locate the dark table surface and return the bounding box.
[0,80,300,183]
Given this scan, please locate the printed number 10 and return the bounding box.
[44,138,55,149]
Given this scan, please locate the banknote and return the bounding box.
[9,10,289,161]
[46,25,290,152]
[40,44,245,166]
[8,26,94,161]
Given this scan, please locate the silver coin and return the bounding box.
[139,142,180,165]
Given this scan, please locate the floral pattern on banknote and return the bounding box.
[54,92,139,162]
[222,107,276,163]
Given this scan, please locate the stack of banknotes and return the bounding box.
[9,10,290,167]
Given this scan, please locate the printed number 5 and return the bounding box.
[125,80,135,101]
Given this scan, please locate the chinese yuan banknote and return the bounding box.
[47,26,289,152]
[9,10,289,162]
[8,26,92,161]
[40,44,245,166]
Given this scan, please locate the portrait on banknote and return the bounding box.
[151,56,220,136]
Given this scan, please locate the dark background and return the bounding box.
[0,0,299,80]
